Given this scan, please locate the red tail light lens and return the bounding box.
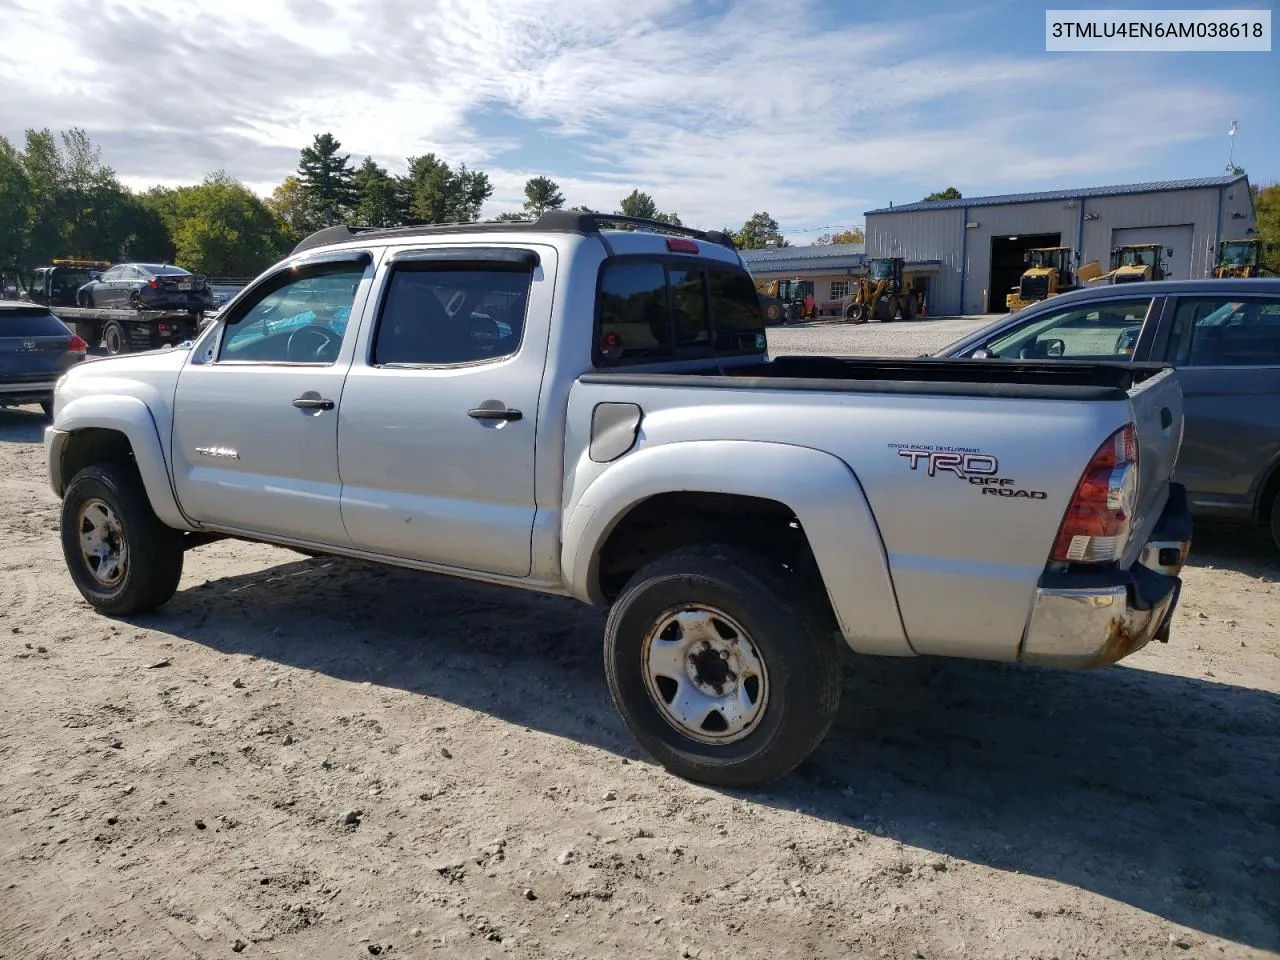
[148,278,158,288]
[1051,424,1138,563]
[67,334,88,354]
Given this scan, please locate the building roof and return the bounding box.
[740,242,864,274]
[864,174,1248,216]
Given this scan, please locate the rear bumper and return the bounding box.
[1020,483,1192,670]
[0,380,56,403]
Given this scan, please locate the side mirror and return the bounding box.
[1166,247,1174,257]
[1044,338,1065,358]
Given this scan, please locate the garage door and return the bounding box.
[1111,225,1194,280]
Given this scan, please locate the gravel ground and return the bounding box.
[2,319,1277,960]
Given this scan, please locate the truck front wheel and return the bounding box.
[60,462,184,615]
[603,543,841,787]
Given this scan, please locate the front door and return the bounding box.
[171,255,376,545]
[1159,293,1280,515]
[337,246,553,577]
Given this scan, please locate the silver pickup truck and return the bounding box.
[45,212,1192,787]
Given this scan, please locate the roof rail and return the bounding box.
[291,211,737,256]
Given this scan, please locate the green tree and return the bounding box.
[923,186,962,201]
[735,211,788,250]
[144,172,284,275]
[267,175,323,245]
[522,176,565,217]
[297,132,356,226]
[402,154,493,223]
[815,227,864,245]
[0,137,33,287]
[352,157,407,228]
[1255,183,1280,274]
[619,189,658,219]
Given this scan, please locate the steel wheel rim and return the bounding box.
[77,497,128,589]
[105,326,122,353]
[641,604,769,745]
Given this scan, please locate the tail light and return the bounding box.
[1051,424,1138,563]
[158,323,170,334]
[148,278,158,289]
[67,334,88,354]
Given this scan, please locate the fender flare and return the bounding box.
[561,440,913,657]
[48,394,194,531]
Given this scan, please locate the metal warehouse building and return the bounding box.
[863,173,1256,316]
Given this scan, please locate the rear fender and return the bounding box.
[561,440,913,657]
[48,394,194,531]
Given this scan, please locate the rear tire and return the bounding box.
[102,320,127,355]
[603,543,841,788]
[60,462,184,615]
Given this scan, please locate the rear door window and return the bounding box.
[1170,297,1280,367]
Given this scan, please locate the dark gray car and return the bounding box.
[0,301,88,418]
[935,278,1280,548]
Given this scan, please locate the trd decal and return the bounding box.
[890,444,1047,500]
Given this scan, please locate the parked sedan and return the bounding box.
[934,278,1280,548]
[77,263,214,313]
[0,301,88,418]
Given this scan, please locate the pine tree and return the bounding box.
[296,132,356,226]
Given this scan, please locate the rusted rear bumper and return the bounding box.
[1020,484,1191,670]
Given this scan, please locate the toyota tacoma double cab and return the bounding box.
[45,212,1192,787]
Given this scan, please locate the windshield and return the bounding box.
[1220,242,1256,266]
[868,260,894,280]
[1119,248,1156,267]
[1030,249,1065,270]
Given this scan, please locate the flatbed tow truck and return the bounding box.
[23,260,203,355]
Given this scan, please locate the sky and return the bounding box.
[0,0,1275,240]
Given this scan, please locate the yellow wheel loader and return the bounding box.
[755,278,816,324]
[1004,247,1102,312]
[1087,243,1171,285]
[1215,239,1274,278]
[844,258,920,323]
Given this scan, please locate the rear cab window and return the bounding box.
[595,256,765,366]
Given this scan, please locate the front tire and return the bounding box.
[603,544,841,788]
[846,303,868,324]
[60,462,184,615]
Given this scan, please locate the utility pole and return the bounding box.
[1226,120,1238,173]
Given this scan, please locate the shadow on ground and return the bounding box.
[0,407,49,445]
[137,547,1280,952]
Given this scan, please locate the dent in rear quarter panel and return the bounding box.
[565,380,1134,662]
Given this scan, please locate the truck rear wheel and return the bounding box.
[102,320,127,355]
[60,462,184,615]
[603,543,841,787]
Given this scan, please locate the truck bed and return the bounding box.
[582,355,1170,402]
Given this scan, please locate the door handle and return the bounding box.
[292,396,335,410]
[468,407,522,422]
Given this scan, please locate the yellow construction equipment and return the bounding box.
[1087,243,1171,285]
[755,278,816,323]
[1215,238,1273,278]
[845,258,919,323]
[1004,247,1102,312]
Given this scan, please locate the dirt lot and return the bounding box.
[2,316,1277,960]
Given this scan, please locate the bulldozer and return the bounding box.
[1087,243,1171,285]
[845,257,919,323]
[1215,238,1273,278]
[756,278,816,324]
[1004,247,1102,312]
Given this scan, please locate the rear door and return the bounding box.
[1155,293,1280,516]
[337,246,553,576]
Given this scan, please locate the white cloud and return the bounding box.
[0,0,1245,233]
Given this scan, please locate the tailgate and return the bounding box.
[1124,366,1183,564]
